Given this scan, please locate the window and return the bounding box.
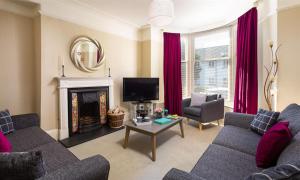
[209,61,215,68]
[181,37,188,98]
[193,29,232,102]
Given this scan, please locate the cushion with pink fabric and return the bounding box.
[0,131,12,152]
[256,121,292,168]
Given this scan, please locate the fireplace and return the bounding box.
[68,87,109,137]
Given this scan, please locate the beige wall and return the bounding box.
[40,15,141,131]
[277,6,300,110]
[0,10,37,115]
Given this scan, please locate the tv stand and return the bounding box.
[130,102,153,119]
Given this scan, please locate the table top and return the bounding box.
[124,117,183,135]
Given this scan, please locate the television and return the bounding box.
[123,78,159,102]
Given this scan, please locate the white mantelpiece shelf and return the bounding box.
[56,77,114,140]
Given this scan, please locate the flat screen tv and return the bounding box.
[123,78,159,102]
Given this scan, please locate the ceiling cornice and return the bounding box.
[38,0,141,41]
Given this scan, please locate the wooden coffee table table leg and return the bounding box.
[151,135,156,161]
[123,127,130,148]
[179,121,184,138]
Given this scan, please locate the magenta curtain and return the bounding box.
[234,7,258,114]
[163,32,182,115]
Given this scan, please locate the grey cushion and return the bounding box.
[31,142,79,173]
[0,151,46,179]
[213,125,261,155]
[206,94,218,102]
[184,107,201,117]
[278,104,300,136]
[245,162,300,180]
[190,93,206,107]
[191,144,260,180]
[250,109,280,135]
[0,110,14,135]
[277,132,300,165]
[6,127,55,152]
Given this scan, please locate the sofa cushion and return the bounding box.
[256,121,292,168]
[0,110,14,135]
[191,144,260,180]
[206,94,218,102]
[6,127,55,152]
[278,103,300,136]
[250,109,280,135]
[31,142,79,173]
[277,132,300,165]
[0,151,46,179]
[213,125,261,155]
[184,107,201,117]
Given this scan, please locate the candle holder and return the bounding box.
[108,68,111,77]
[62,65,66,77]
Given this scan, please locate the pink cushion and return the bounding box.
[0,131,12,152]
[256,121,292,168]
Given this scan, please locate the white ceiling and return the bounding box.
[72,0,254,32]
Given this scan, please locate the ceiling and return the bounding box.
[72,0,254,32]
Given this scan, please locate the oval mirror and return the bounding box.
[70,36,105,72]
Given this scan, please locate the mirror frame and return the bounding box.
[70,36,105,72]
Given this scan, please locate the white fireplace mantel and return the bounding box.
[56,77,114,140]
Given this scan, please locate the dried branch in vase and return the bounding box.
[263,43,281,111]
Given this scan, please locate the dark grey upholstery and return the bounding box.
[11,113,40,130]
[163,168,206,180]
[182,96,224,124]
[224,112,255,129]
[164,104,300,180]
[277,103,300,136]
[277,132,300,165]
[6,127,55,152]
[38,155,110,180]
[213,125,261,155]
[191,144,260,180]
[5,114,110,180]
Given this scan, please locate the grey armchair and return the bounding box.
[182,95,224,130]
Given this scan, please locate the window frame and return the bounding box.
[182,27,234,106]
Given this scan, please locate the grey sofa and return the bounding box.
[182,95,224,130]
[164,104,300,180]
[5,113,110,180]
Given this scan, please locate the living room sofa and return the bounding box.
[163,104,300,180]
[5,113,110,180]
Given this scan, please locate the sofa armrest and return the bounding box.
[182,98,191,113]
[224,112,255,129]
[200,98,224,123]
[38,155,110,180]
[163,168,206,180]
[11,113,40,130]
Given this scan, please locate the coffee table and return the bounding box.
[123,117,184,161]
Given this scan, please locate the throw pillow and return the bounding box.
[245,162,300,180]
[0,131,11,152]
[0,110,14,135]
[250,109,280,135]
[256,121,292,168]
[0,151,46,179]
[190,93,206,107]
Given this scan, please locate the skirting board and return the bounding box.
[46,129,59,140]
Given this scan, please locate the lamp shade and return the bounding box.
[148,0,174,27]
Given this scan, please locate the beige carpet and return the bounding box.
[69,121,222,180]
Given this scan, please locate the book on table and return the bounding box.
[154,118,172,125]
[132,118,152,126]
